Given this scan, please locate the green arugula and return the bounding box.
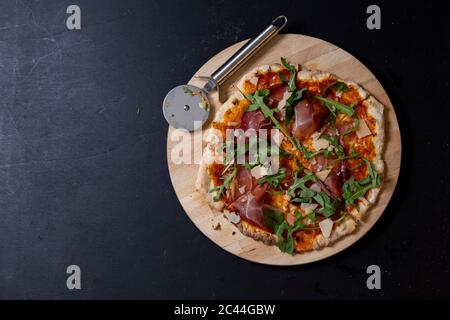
[331,81,349,92]
[264,208,305,254]
[257,168,286,188]
[321,133,345,158]
[314,96,355,116]
[287,172,317,198]
[281,57,297,92]
[278,71,288,84]
[209,167,237,202]
[245,90,298,149]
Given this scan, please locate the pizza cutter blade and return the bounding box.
[162,16,287,131]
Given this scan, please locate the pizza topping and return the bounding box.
[323,160,347,196]
[314,96,355,116]
[210,166,237,202]
[315,169,331,181]
[235,167,253,198]
[343,159,381,208]
[240,110,271,131]
[231,183,269,228]
[300,203,318,216]
[292,99,315,139]
[257,168,286,188]
[311,131,331,150]
[267,84,288,108]
[284,88,308,124]
[319,218,334,239]
[355,118,372,139]
[281,57,297,92]
[251,165,269,179]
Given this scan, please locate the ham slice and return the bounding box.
[240,110,271,131]
[267,84,288,108]
[292,96,327,140]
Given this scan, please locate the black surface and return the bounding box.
[0,0,448,299]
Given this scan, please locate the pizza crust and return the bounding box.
[349,95,385,220]
[236,220,277,246]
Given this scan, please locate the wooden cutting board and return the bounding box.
[166,34,401,265]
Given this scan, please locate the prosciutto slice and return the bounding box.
[230,183,268,228]
[267,84,288,108]
[229,167,253,201]
[292,96,328,140]
[240,110,271,131]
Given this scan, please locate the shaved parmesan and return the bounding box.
[315,169,331,182]
[356,118,372,139]
[319,218,334,239]
[238,186,246,194]
[300,203,318,216]
[277,89,291,117]
[311,131,330,150]
[251,165,268,179]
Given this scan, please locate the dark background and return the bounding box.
[0,0,448,299]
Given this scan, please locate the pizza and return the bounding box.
[196,58,384,254]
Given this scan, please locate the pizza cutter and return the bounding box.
[163,16,287,131]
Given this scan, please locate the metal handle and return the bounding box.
[202,16,287,93]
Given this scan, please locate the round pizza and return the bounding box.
[196,58,384,254]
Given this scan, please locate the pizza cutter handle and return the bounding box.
[203,16,287,93]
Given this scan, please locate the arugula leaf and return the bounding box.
[281,57,297,92]
[246,104,260,112]
[245,90,298,149]
[278,71,288,84]
[278,148,292,158]
[263,207,285,229]
[257,168,286,188]
[313,192,339,218]
[321,134,345,158]
[287,172,317,197]
[263,206,307,254]
[209,167,237,202]
[342,159,381,208]
[314,96,355,116]
[285,88,308,124]
[275,221,289,252]
[342,117,360,136]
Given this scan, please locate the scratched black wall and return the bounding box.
[0,0,448,299]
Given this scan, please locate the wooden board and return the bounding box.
[166,34,401,265]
